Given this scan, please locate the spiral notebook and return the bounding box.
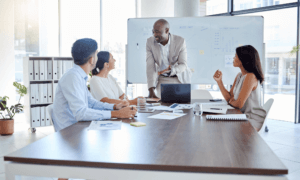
[206,114,247,121]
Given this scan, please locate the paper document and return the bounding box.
[148,105,173,111]
[169,104,193,109]
[148,112,186,120]
[88,121,122,130]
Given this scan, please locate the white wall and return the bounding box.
[0,0,15,102]
[140,0,174,18]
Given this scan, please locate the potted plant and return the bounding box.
[0,82,27,135]
[290,45,300,56]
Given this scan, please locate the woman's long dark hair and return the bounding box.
[236,45,264,84]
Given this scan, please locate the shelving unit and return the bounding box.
[23,57,73,133]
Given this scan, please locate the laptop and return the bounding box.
[161,84,191,103]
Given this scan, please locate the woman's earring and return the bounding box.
[107,65,110,68]
[96,68,100,72]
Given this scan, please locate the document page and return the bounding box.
[148,112,186,120]
[88,121,122,130]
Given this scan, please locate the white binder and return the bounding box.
[35,84,40,104]
[29,60,34,81]
[34,60,40,80]
[39,84,44,103]
[35,107,41,127]
[43,84,48,103]
[30,84,36,104]
[62,60,68,75]
[31,108,36,127]
[57,60,62,79]
[40,107,46,126]
[44,60,48,81]
[53,83,58,99]
[45,106,51,126]
[47,60,53,80]
[39,60,45,80]
[47,83,52,103]
[53,60,58,80]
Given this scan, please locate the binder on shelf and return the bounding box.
[35,107,41,127]
[30,108,36,127]
[43,84,48,103]
[40,107,46,126]
[39,84,44,103]
[29,60,34,81]
[53,60,58,80]
[47,83,52,103]
[53,83,58,99]
[45,106,51,126]
[35,84,40,104]
[34,60,40,80]
[47,60,52,80]
[44,60,48,81]
[57,60,62,79]
[62,60,68,75]
[39,60,45,80]
[30,84,37,104]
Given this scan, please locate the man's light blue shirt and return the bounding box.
[52,64,114,131]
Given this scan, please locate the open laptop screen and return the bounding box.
[161,84,191,103]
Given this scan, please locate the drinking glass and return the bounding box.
[137,97,146,110]
[193,102,203,116]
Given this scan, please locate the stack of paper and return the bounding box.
[148,112,186,120]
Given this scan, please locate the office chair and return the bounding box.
[260,98,274,132]
[191,89,213,99]
[46,104,57,132]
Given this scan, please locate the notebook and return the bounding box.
[206,114,247,120]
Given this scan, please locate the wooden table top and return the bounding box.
[4,99,287,175]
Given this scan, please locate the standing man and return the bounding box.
[52,38,136,133]
[146,19,192,98]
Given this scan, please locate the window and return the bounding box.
[234,0,296,11]
[239,8,297,122]
[206,0,228,15]
[14,0,59,101]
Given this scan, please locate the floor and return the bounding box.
[1,114,300,180]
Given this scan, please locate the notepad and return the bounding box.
[206,114,247,120]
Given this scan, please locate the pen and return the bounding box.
[210,108,222,110]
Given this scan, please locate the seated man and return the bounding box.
[52,38,136,132]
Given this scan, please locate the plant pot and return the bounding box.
[0,119,14,135]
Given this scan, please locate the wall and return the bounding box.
[0,0,15,103]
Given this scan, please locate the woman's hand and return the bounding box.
[213,70,223,83]
[113,101,129,110]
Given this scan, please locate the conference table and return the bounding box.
[4,99,288,180]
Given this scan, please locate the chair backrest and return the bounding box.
[191,89,213,99]
[259,98,274,132]
[46,104,57,132]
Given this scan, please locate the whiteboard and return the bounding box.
[127,16,263,85]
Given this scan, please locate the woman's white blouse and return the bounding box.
[90,74,124,101]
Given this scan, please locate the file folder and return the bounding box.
[47,60,52,80]
[53,83,58,99]
[53,60,58,80]
[62,60,68,75]
[35,84,40,104]
[31,107,36,127]
[35,107,41,127]
[57,60,62,79]
[39,60,45,80]
[34,60,40,80]
[40,107,46,126]
[43,84,48,103]
[30,84,36,104]
[47,83,52,103]
[44,60,48,81]
[39,84,44,103]
[29,60,34,81]
[45,106,51,126]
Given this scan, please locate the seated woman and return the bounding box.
[90,51,138,105]
[213,45,266,131]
